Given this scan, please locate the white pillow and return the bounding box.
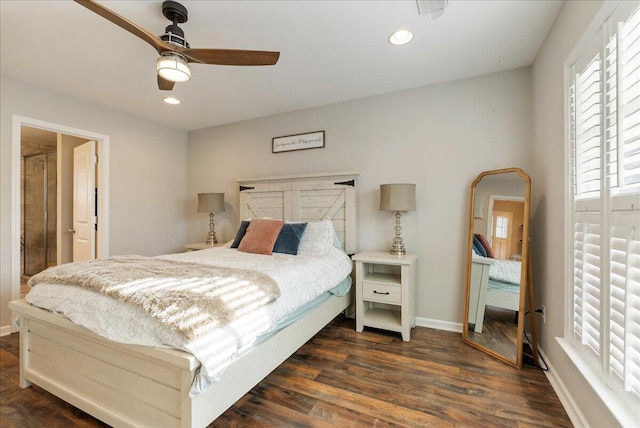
[297,218,335,254]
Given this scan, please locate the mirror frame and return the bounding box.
[462,167,532,368]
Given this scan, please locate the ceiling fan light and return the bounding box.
[157,52,191,83]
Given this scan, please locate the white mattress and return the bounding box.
[26,245,352,395]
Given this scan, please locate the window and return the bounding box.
[568,2,640,417]
[495,215,509,239]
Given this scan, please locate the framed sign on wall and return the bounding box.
[272,131,325,153]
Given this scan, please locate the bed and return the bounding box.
[9,171,358,428]
[467,255,521,333]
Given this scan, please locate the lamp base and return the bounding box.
[205,212,218,245]
[389,211,406,255]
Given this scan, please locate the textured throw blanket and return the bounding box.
[489,259,522,285]
[28,255,281,340]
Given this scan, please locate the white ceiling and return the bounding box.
[0,0,562,131]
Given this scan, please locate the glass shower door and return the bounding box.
[23,152,57,276]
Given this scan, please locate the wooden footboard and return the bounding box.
[10,299,198,427]
[9,291,351,428]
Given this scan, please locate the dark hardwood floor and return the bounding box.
[467,305,520,362]
[0,316,571,427]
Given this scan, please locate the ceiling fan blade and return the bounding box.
[158,76,176,91]
[179,48,280,66]
[74,0,173,54]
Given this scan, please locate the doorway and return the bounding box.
[20,127,58,298]
[11,115,110,325]
[486,196,525,261]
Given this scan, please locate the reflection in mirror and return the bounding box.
[463,168,536,368]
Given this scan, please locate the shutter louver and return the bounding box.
[622,10,640,188]
[574,212,602,355]
[609,212,640,400]
[575,55,602,199]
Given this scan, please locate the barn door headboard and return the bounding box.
[237,171,358,253]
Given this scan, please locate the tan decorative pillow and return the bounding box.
[237,218,284,255]
[474,233,495,258]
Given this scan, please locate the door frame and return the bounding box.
[11,115,110,326]
[486,195,525,245]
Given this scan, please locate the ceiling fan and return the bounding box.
[74,0,280,91]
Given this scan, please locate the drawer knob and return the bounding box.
[373,290,390,295]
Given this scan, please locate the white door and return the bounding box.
[491,210,512,260]
[72,141,96,261]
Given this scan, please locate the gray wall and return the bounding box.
[187,67,533,327]
[0,75,189,330]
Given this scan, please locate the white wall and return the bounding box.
[187,67,533,326]
[0,75,189,331]
[531,1,622,426]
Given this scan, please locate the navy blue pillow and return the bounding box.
[473,235,487,257]
[231,220,250,248]
[273,223,307,255]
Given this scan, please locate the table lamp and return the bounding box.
[197,193,225,245]
[380,184,416,255]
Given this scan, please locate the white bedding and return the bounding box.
[26,245,352,395]
[488,258,522,285]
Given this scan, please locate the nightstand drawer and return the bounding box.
[362,282,401,304]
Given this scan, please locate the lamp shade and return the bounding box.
[157,52,191,83]
[379,184,416,212]
[197,193,225,213]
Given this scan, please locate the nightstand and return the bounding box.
[353,251,417,342]
[184,242,224,251]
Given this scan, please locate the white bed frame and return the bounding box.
[9,171,358,428]
[468,255,520,333]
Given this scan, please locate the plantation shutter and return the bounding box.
[608,7,640,406]
[609,210,640,400]
[620,9,640,188]
[569,3,640,412]
[573,212,602,355]
[574,53,602,200]
[571,29,603,361]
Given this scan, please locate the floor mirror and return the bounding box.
[462,167,538,368]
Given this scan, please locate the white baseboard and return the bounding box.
[415,316,463,333]
[0,325,12,337]
[539,346,590,428]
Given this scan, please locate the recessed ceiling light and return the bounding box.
[163,97,181,105]
[389,29,413,46]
